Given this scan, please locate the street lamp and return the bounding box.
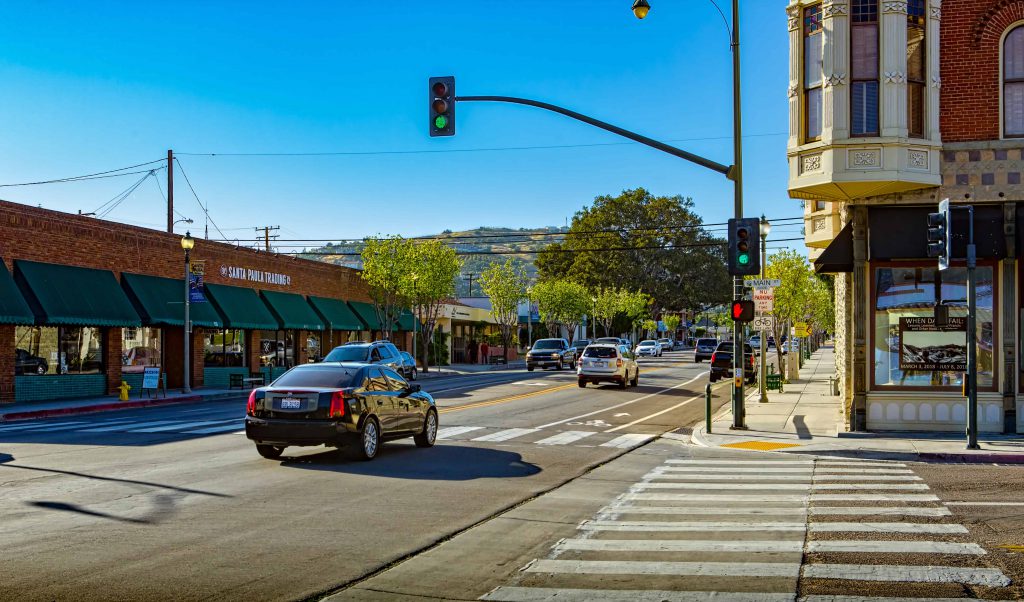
[181,231,195,394]
[411,273,419,371]
[758,216,771,404]
[591,296,598,340]
[526,286,533,349]
[631,0,651,19]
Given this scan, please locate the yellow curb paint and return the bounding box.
[996,545,1024,553]
[721,441,802,451]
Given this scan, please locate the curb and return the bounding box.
[918,452,1024,464]
[0,392,244,423]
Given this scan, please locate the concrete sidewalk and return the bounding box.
[692,344,1024,463]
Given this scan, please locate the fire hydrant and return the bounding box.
[118,381,131,401]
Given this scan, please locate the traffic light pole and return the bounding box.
[730,0,746,430]
[965,206,978,450]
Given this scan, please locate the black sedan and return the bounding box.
[245,362,437,461]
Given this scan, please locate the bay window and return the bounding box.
[851,0,879,136]
[907,0,926,138]
[804,5,823,142]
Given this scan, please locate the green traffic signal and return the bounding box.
[434,115,448,130]
[738,254,750,266]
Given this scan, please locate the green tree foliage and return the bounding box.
[480,259,529,357]
[662,314,681,335]
[410,240,462,372]
[535,188,730,315]
[360,236,418,343]
[531,278,591,344]
[761,250,833,372]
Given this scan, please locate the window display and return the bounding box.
[122,327,161,373]
[14,326,104,375]
[203,329,246,367]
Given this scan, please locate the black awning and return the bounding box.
[814,222,854,274]
[869,205,1006,260]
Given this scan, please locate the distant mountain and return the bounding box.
[296,226,566,296]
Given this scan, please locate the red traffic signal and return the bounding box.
[731,300,755,322]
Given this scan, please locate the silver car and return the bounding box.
[577,344,638,388]
[635,339,662,357]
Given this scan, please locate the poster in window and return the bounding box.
[898,317,967,371]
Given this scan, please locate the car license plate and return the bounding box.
[280,397,301,409]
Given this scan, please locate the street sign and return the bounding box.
[752,316,774,331]
[746,279,781,289]
[753,289,774,313]
[190,260,205,276]
[794,322,810,337]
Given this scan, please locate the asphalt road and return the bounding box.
[0,351,723,602]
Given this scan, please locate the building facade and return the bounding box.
[789,0,1024,433]
[0,201,414,404]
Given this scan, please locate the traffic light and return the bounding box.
[731,300,755,322]
[926,198,951,271]
[429,76,455,137]
[727,218,760,276]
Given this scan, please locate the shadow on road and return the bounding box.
[27,494,179,525]
[279,443,542,481]
[0,461,231,498]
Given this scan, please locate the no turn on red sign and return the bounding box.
[752,288,774,313]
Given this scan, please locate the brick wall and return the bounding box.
[0,325,13,401]
[104,327,123,395]
[941,0,1024,142]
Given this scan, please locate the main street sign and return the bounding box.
[746,279,781,289]
[752,316,774,331]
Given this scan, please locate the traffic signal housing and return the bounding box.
[728,218,761,276]
[926,198,951,271]
[731,300,755,322]
[429,76,455,137]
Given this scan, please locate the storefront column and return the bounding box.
[851,205,869,431]
[191,328,204,389]
[245,330,260,372]
[1002,203,1017,433]
[297,330,310,365]
[0,324,14,403]
[104,327,123,395]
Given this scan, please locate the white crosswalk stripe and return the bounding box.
[436,426,484,439]
[482,454,1009,601]
[534,431,595,445]
[0,415,243,436]
[600,434,654,448]
[471,428,540,442]
[128,420,235,433]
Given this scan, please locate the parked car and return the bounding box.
[694,338,718,362]
[595,337,622,346]
[635,340,662,357]
[781,340,801,355]
[748,335,761,349]
[526,338,577,371]
[570,339,591,353]
[672,339,686,351]
[577,343,638,388]
[398,351,418,381]
[15,348,48,375]
[322,341,404,373]
[657,338,673,353]
[710,341,757,384]
[245,362,437,461]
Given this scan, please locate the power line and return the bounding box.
[94,169,160,219]
[175,132,787,158]
[0,159,165,188]
[173,157,227,241]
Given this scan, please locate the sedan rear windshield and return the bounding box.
[323,346,369,362]
[698,339,717,346]
[532,340,562,350]
[583,347,617,358]
[272,366,360,388]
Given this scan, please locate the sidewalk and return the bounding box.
[692,344,1024,463]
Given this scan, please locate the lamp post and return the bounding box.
[526,286,533,349]
[181,231,195,394]
[411,273,419,370]
[592,296,598,340]
[758,216,771,403]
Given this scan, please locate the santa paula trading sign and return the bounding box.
[898,316,967,371]
[219,265,292,286]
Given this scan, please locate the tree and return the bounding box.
[531,278,591,344]
[591,287,624,336]
[641,319,658,338]
[480,259,528,360]
[619,289,653,341]
[662,314,681,336]
[762,250,833,377]
[410,240,462,373]
[360,236,418,343]
[535,188,731,317]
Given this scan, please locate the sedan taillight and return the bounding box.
[710,352,717,364]
[616,358,624,367]
[246,390,257,416]
[329,391,348,418]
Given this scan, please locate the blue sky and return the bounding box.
[0,1,802,248]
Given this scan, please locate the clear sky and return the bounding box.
[0,1,802,248]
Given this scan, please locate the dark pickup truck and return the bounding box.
[709,341,757,384]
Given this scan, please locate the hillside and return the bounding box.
[297,226,566,296]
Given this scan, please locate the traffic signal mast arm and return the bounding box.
[453,95,734,179]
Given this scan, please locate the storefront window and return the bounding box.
[259,331,295,368]
[204,329,246,367]
[873,265,995,390]
[14,326,105,375]
[122,327,161,373]
[306,333,321,363]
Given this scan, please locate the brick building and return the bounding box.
[788,0,1024,433]
[0,201,414,404]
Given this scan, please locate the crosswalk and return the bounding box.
[0,415,244,437]
[436,426,654,450]
[482,454,1011,601]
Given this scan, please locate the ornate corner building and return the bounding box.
[788,0,1024,433]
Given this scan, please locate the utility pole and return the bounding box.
[464,273,477,297]
[256,226,280,252]
[167,149,174,234]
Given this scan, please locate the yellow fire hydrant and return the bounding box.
[118,381,131,401]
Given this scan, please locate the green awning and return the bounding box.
[204,283,279,330]
[121,273,224,328]
[0,261,34,325]
[347,301,380,330]
[14,260,141,327]
[261,291,324,331]
[396,309,417,331]
[309,296,364,331]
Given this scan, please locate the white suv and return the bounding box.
[577,344,638,389]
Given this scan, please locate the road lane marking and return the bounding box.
[129,420,235,433]
[815,469,915,475]
[811,494,939,501]
[470,428,540,442]
[605,392,703,432]
[80,420,179,432]
[807,541,985,555]
[665,459,813,466]
[802,564,1010,587]
[435,426,484,439]
[808,522,967,534]
[623,493,809,502]
[0,420,90,431]
[633,483,812,491]
[654,467,814,474]
[536,372,707,429]
[815,461,907,467]
[944,501,1024,506]
[580,520,807,532]
[181,423,246,434]
[808,506,951,517]
[644,473,812,482]
[534,431,595,445]
[481,587,795,602]
[811,483,930,490]
[525,559,800,578]
[600,505,808,516]
[439,384,577,415]
[556,538,805,553]
[600,434,655,449]
[811,475,923,481]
